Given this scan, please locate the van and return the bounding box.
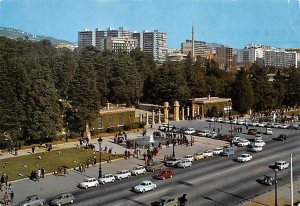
[266,128,273,135]
[221,147,234,156]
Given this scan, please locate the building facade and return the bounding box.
[263,49,298,68]
[215,45,233,70]
[143,30,167,63]
[78,29,93,50]
[181,40,210,57]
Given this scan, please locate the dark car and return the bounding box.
[248,129,257,135]
[154,170,173,180]
[17,195,46,206]
[273,134,288,141]
[50,193,75,206]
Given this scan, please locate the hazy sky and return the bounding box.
[1,0,300,49]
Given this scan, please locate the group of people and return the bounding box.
[30,168,45,181]
[0,174,13,205]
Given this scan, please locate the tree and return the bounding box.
[231,69,254,114]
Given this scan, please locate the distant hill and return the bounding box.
[0,27,74,45]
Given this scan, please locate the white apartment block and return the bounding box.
[143,30,167,63]
[104,37,138,53]
[237,47,264,64]
[181,40,210,56]
[263,49,298,68]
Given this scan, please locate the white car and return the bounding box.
[279,124,289,129]
[203,150,213,158]
[253,139,266,147]
[98,174,115,184]
[165,157,182,166]
[78,177,99,189]
[273,123,281,128]
[250,145,263,152]
[209,131,218,138]
[266,128,273,135]
[131,166,146,175]
[212,148,223,155]
[133,180,157,193]
[176,159,192,168]
[275,160,289,170]
[184,128,196,135]
[258,122,267,127]
[254,134,263,140]
[114,170,131,180]
[237,154,252,162]
[193,153,204,160]
[231,136,241,144]
[198,130,211,137]
[183,155,194,162]
[237,139,250,147]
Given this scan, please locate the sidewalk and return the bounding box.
[0,125,228,204]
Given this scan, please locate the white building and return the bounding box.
[143,30,167,63]
[237,45,264,65]
[264,49,297,68]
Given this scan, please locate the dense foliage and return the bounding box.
[1,37,300,143]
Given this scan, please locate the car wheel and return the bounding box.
[112,179,115,183]
[102,181,105,185]
[85,185,88,189]
[70,199,74,204]
[142,189,145,193]
[170,175,173,178]
[40,202,44,206]
[95,183,98,187]
[57,203,62,206]
[162,177,165,180]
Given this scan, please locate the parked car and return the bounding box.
[197,130,211,137]
[165,158,182,166]
[237,139,250,147]
[221,147,234,156]
[114,170,131,180]
[265,128,273,135]
[158,196,178,206]
[273,134,288,141]
[212,148,223,155]
[154,170,173,180]
[203,150,213,158]
[275,160,289,170]
[253,139,266,147]
[183,155,194,162]
[133,180,157,193]
[50,193,75,206]
[273,123,281,128]
[258,122,267,127]
[98,174,115,184]
[279,124,289,129]
[131,166,146,175]
[248,129,258,135]
[146,161,164,172]
[184,128,196,135]
[17,195,46,206]
[237,154,252,162]
[230,135,241,144]
[193,153,204,160]
[176,159,192,168]
[249,145,263,152]
[208,131,218,138]
[262,173,275,185]
[78,177,99,189]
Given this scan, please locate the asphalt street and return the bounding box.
[6,119,300,206]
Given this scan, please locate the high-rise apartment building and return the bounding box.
[143,30,167,63]
[104,37,138,53]
[78,29,93,50]
[264,49,298,68]
[237,46,264,66]
[181,40,209,57]
[215,45,233,70]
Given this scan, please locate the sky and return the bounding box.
[1,0,300,49]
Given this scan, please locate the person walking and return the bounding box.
[32,146,35,154]
[10,190,14,203]
[178,193,187,206]
[3,191,9,205]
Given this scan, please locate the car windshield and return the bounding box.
[140,183,147,186]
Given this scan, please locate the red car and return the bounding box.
[154,170,173,180]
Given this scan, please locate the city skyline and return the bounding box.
[1,0,300,49]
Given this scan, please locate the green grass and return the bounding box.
[0,148,123,181]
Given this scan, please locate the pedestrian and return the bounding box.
[178,193,187,206]
[32,146,35,154]
[41,168,45,178]
[4,174,8,186]
[8,183,12,190]
[10,190,14,203]
[3,191,9,205]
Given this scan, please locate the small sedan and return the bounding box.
[237,139,250,147]
[78,177,99,189]
[253,139,265,147]
[114,170,131,180]
[50,193,75,206]
[133,180,157,193]
[183,155,194,162]
[17,195,46,206]
[273,134,288,141]
[98,174,115,184]
[249,145,263,152]
[176,159,192,168]
[193,153,204,160]
[184,128,196,135]
[237,154,252,162]
[131,166,146,175]
[212,148,223,155]
[203,150,213,158]
[154,170,173,180]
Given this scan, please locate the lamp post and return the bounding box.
[274,168,278,206]
[98,137,103,179]
[172,139,176,158]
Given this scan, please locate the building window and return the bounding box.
[118,114,123,126]
[98,117,103,129]
[109,116,113,127]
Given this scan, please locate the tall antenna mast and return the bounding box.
[192,25,195,61]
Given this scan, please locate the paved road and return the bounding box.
[3,119,300,206]
[68,125,300,206]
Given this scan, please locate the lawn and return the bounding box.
[0,148,123,182]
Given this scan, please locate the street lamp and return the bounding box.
[98,137,103,179]
[172,139,176,157]
[274,168,278,206]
